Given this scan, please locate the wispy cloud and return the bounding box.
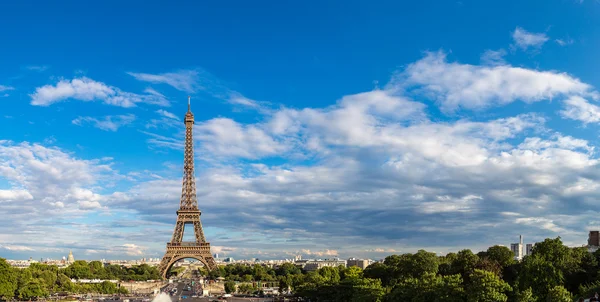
[555,38,574,46]
[72,114,136,131]
[24,65,49,72]
[30,77,169,107]
[128,69,264,110]
[480,49,507,66]
[512,27,549,51]
[156,109,178,120]
[0,85,14,92]
[560,96,600,124]
[127,70,201,93]
[397,51,592,111]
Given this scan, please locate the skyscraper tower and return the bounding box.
[510,235,524,260]
[158,97,217,278]
[67,250,75,263]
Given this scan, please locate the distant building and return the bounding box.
[589,231,600,247]
[67,250,75,264]
[526,243,534,256]
[347,258,369,269]
[302,259,347,272]
[510,235,524,261]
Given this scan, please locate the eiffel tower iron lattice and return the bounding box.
[158,97,217,278]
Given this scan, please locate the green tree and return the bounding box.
[363,262,392,286]
[99,281,117,294]
[318,266,341,284]
[546,285,572,302]
[486,245,515,268]
[342,266,363,280]
[451,249,479,282]
[224,281,236,294]
[466,269,511,302]
[18,278,49,300]
[514,288,536,302]
[385,272,465,302]
[276,263,301,276]
[242,274,253,282]
[335,277,385,302]
[56,273,74,292]
[278,275,291,293]
[237,283,256,294]
[517,255,563,298]
[0,258,16,300]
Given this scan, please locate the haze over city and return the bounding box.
[3,0,600,262]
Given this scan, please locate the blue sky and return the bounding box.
[2,0,600,260]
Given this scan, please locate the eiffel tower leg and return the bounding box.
[171,220,185,242]
[158,252,174,278]
[193,220,206,243]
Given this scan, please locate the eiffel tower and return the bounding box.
[158,97,217,278]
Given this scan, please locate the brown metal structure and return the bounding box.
[158,97,217,278]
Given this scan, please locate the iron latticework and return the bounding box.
[158,97,217,278]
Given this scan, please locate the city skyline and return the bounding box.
[3,0,600,261]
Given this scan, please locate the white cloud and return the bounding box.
[560,96,600,124]
[0,189,33,201]
[480,49,507,66]
[555,38,574,46]
[0,85,14,92]
[0,244,34,251]
[515,217,567,233]
[156,109,178,120]
[25,65,49,72]
[127,70,200,93]
[72,114,136,131]
[300,249,339,257]
[512,27,549,51]
[229,94,260,108]
[78,200,102,210]
[121,244,145,256]
[418,195,482,214]
[30,77,169,107]
[196,118,288,159]
[398,51,593,111]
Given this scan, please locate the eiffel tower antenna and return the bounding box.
[158,97,217,278]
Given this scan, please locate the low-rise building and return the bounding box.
[347,258,370,269]
[302,259,347,272]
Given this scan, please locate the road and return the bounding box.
[169,280,276,302]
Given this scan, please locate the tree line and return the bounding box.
[209,237,600,301]
[0,259,162,300]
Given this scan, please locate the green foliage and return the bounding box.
[0,258,17,300]
[342,266,363,280]
[276,263,302,276]
[237,283,257,294]
[224,281,236,294]
[546,285,572,302]
[452,249,479,282]
[486,245,515,268]
[18,278,49,300]
[518,252,564,298]
[515,287,536,302]
[466,269,511,302]
[385,272,465,302]
[364,262,392,286]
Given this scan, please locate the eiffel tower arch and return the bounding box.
[158,97,217,278]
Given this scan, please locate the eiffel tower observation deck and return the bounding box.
[158,97,216,278]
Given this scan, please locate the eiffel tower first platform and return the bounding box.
[158,97,217,278]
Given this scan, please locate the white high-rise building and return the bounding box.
[510,235,524,260]
[526,243,534,256]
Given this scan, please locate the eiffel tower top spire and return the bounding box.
[180,96,198,210]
